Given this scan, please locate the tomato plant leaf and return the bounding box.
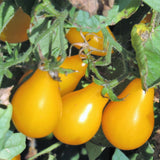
[33,0,61,17]
[105,0,141,25]
[29,15,68,59]
[131,23,160,89]
[68,9,101,33]
[86,141,105,160]
[112,148,129,160]
[0,105,26,159]
[0,0,16,34]
[67,0,141,32]
[0,104,12,139]
[143,0,160,12]
[0,45,33,87]
[0,131,26,160]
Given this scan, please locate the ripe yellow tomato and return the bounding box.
[59,54,87,96]
[12,155,21,160]
[0,7,30,43]
[102,78,154,150]
[65,26,115,56]
[53,82,109,145]
[12,68,62,138]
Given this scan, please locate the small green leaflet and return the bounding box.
[105,0,141,25]
[131,23,160,89]
[0,104,12,139]
[0,105,26,160]
[0,131,26,160]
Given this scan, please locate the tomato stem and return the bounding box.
[27,142,62,160]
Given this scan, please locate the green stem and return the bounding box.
[91,66,104,81]
[27,142,62,160]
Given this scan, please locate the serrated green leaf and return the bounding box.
[105,0,141,25]
[143,0,160,12]
[86,141,105,160]
[0,0,16,34]
[0,132,26,160]
[0,104,12,139]
[29,16,68,58]
[131,23,160,89]
[73,10,100,32]
[68,0,141,31]
[112,148,129,160]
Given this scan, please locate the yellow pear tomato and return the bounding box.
[102,78,154,150]
[12,68,62,138]
[53,82,109,145]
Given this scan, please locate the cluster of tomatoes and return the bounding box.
[12,66,155,151]
[0,5,155,154]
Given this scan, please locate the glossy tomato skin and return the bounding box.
[59,55,87,96]
[0,7,30,43]
[12,155,21,160]
[12,69,62,138]
[66,27,115,56]
[102,78,154,150]
[53,82,109,145]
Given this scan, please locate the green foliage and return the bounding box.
[29,16,68,59]
[0,104,12,138]
[0,105,26,160]
[105,0,141,25]
[131,23,160,89]
[66,0,141,33]
[68,9,102,32]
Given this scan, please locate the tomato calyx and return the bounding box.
[38,53,88,82]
